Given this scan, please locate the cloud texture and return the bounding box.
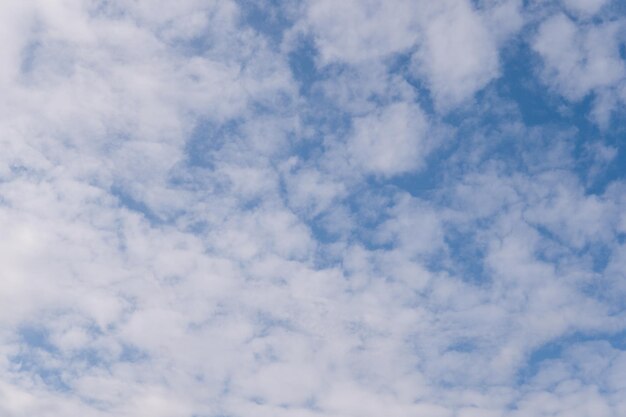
[1,0,626,416]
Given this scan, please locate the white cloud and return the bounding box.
[304,0,418,65]
[410,0,501,109]
[562,0,610,17]
[482,0,525,43]
[282,158,347,217]
[375,193,445,256]
[533,13,626,121]
[0,1,625,416]
[347,101,431,177]
[299,0,517,112]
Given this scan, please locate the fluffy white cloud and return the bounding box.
[1,1,625,416]
[298,0,522,112]
[346,102,431,176]
[410,0,502,109]
[534,14,625,100]
[304,0,418,65]
[533,12,626,123]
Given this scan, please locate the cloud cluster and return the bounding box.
[0,1,625,416]
[533,7,626,125]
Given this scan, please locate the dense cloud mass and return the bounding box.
[0,0,625,416]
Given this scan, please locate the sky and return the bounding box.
[0,0,626,416]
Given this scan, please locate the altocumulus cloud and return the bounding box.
[1,0,626,416]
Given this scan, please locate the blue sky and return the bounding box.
[0,0,626,416]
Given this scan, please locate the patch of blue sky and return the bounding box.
[254,311,296,338]
[293,105,353,159]
[390,51,436,115]
[387,167,444,200]
[287,35,319,96]
[19,40,41,76]
[529,222,612,271]
[184,118,242,169]
[237,0,294,46]
[110,184,165,226]
[330,186,397,245]
[11,326,148,395]
[405,32,622,195]
[496,40,569,127]
[11,327,67,391]
[441,226,490,285]
[518,329,626,385]
[118,343,149,363]
[17,324,129,365]
[496,35,626,193]
[590,121,626,194]
[11,361,71,393]
[17,325,57,354]
[446,339,479,354]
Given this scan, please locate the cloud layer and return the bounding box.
[1,1,625,416]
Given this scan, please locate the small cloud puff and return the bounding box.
[347,102,431,177]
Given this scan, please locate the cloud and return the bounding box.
[298,0,521,112]
[346,102,431,177]
[562,0,610,16]
[1,1,626,416]
[533,14,625,100]
[533,12,626,124]
[410,0,503,109]
[304,0,418,65]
